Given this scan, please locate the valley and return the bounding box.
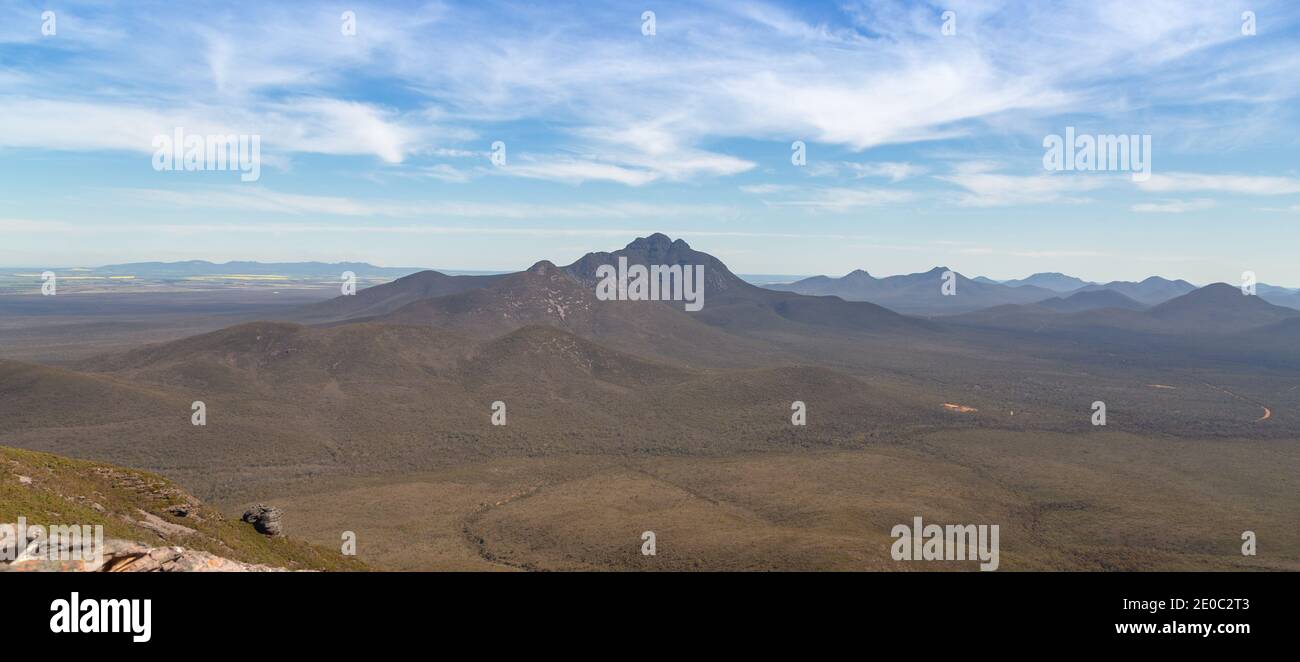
[3,234,1297,571]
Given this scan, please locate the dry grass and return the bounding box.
[247,431,1299,571]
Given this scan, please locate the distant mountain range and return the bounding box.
[294,233,929,364]
[88,260,433,279]
[767,269,1059,314]
[9,231,1300,518]
[281,233,1300,350]
[771,268,1300,312]
[32,255,1300,314]
[951,282,1300,336]
[973,272,1092,292]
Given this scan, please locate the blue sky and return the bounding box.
[2,0,1300,284]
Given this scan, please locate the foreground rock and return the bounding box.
[241,504,284,536]
[2,536,291,572]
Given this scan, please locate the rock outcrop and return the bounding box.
[241,504,284,536]
[1,535,291,572]
[2,446,366,571]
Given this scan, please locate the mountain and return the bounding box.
[1073,276,1196,305]
[385,261,598,332]
[92,260,426,279]
[1146,282,1300,333]
[42,310,941,500]
[949,282,1300,337]
[292,269,504,322]
[1037,289,1146,313]
[363,259,776,368]
[766,269,877,300]
[1256,284,1300,311]
[767,266,1057,314]
[275,233,929,366]
[561,234,926,335]
[563,232,751,294]
[1000,272,1092,292]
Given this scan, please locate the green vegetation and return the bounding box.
[0,446,365,571]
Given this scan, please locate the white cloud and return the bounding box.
[107,187,735,221]
[739,184,797,195]
[499,158,660,187]
[0,218,76,232]
[0,97,433,164]
[939,172,1108,207]
[843,162,927,182]
[765,187,915,211]
[1138,173,1300,195]
[420,164,473,184]
[808,161,927,182]
[3,0,1299,189]
[1131,198,1215,213]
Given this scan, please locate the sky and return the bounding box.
[2,0,1299,284]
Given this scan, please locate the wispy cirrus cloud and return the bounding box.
[105,186,737,221]
[1131,198,1216,213]
[0,97,439,164]
[6,0,1297,185]
[808,161,927,182]
[761,186,915,211]
[495,157,662,187]
[938,171,1109,207]
[1137,172,1300,195]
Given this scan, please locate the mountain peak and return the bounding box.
[526,260,559,275]
[1138,275,1191,286]
[1173,282,1243,301]
[563,233,748,294]
[625,233,689,253]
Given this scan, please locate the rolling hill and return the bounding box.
[1146,282,1300,332]
[293,269,504,322]
[1072,276,1197,305]
[1036,289,1146,313]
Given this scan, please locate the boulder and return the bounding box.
[240,504,283,536]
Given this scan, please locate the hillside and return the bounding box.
[0,446,363,571]
[1146,282,1300,332]
[378,259,783,367]
[293,269,504,322]
[20,311,944,500]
